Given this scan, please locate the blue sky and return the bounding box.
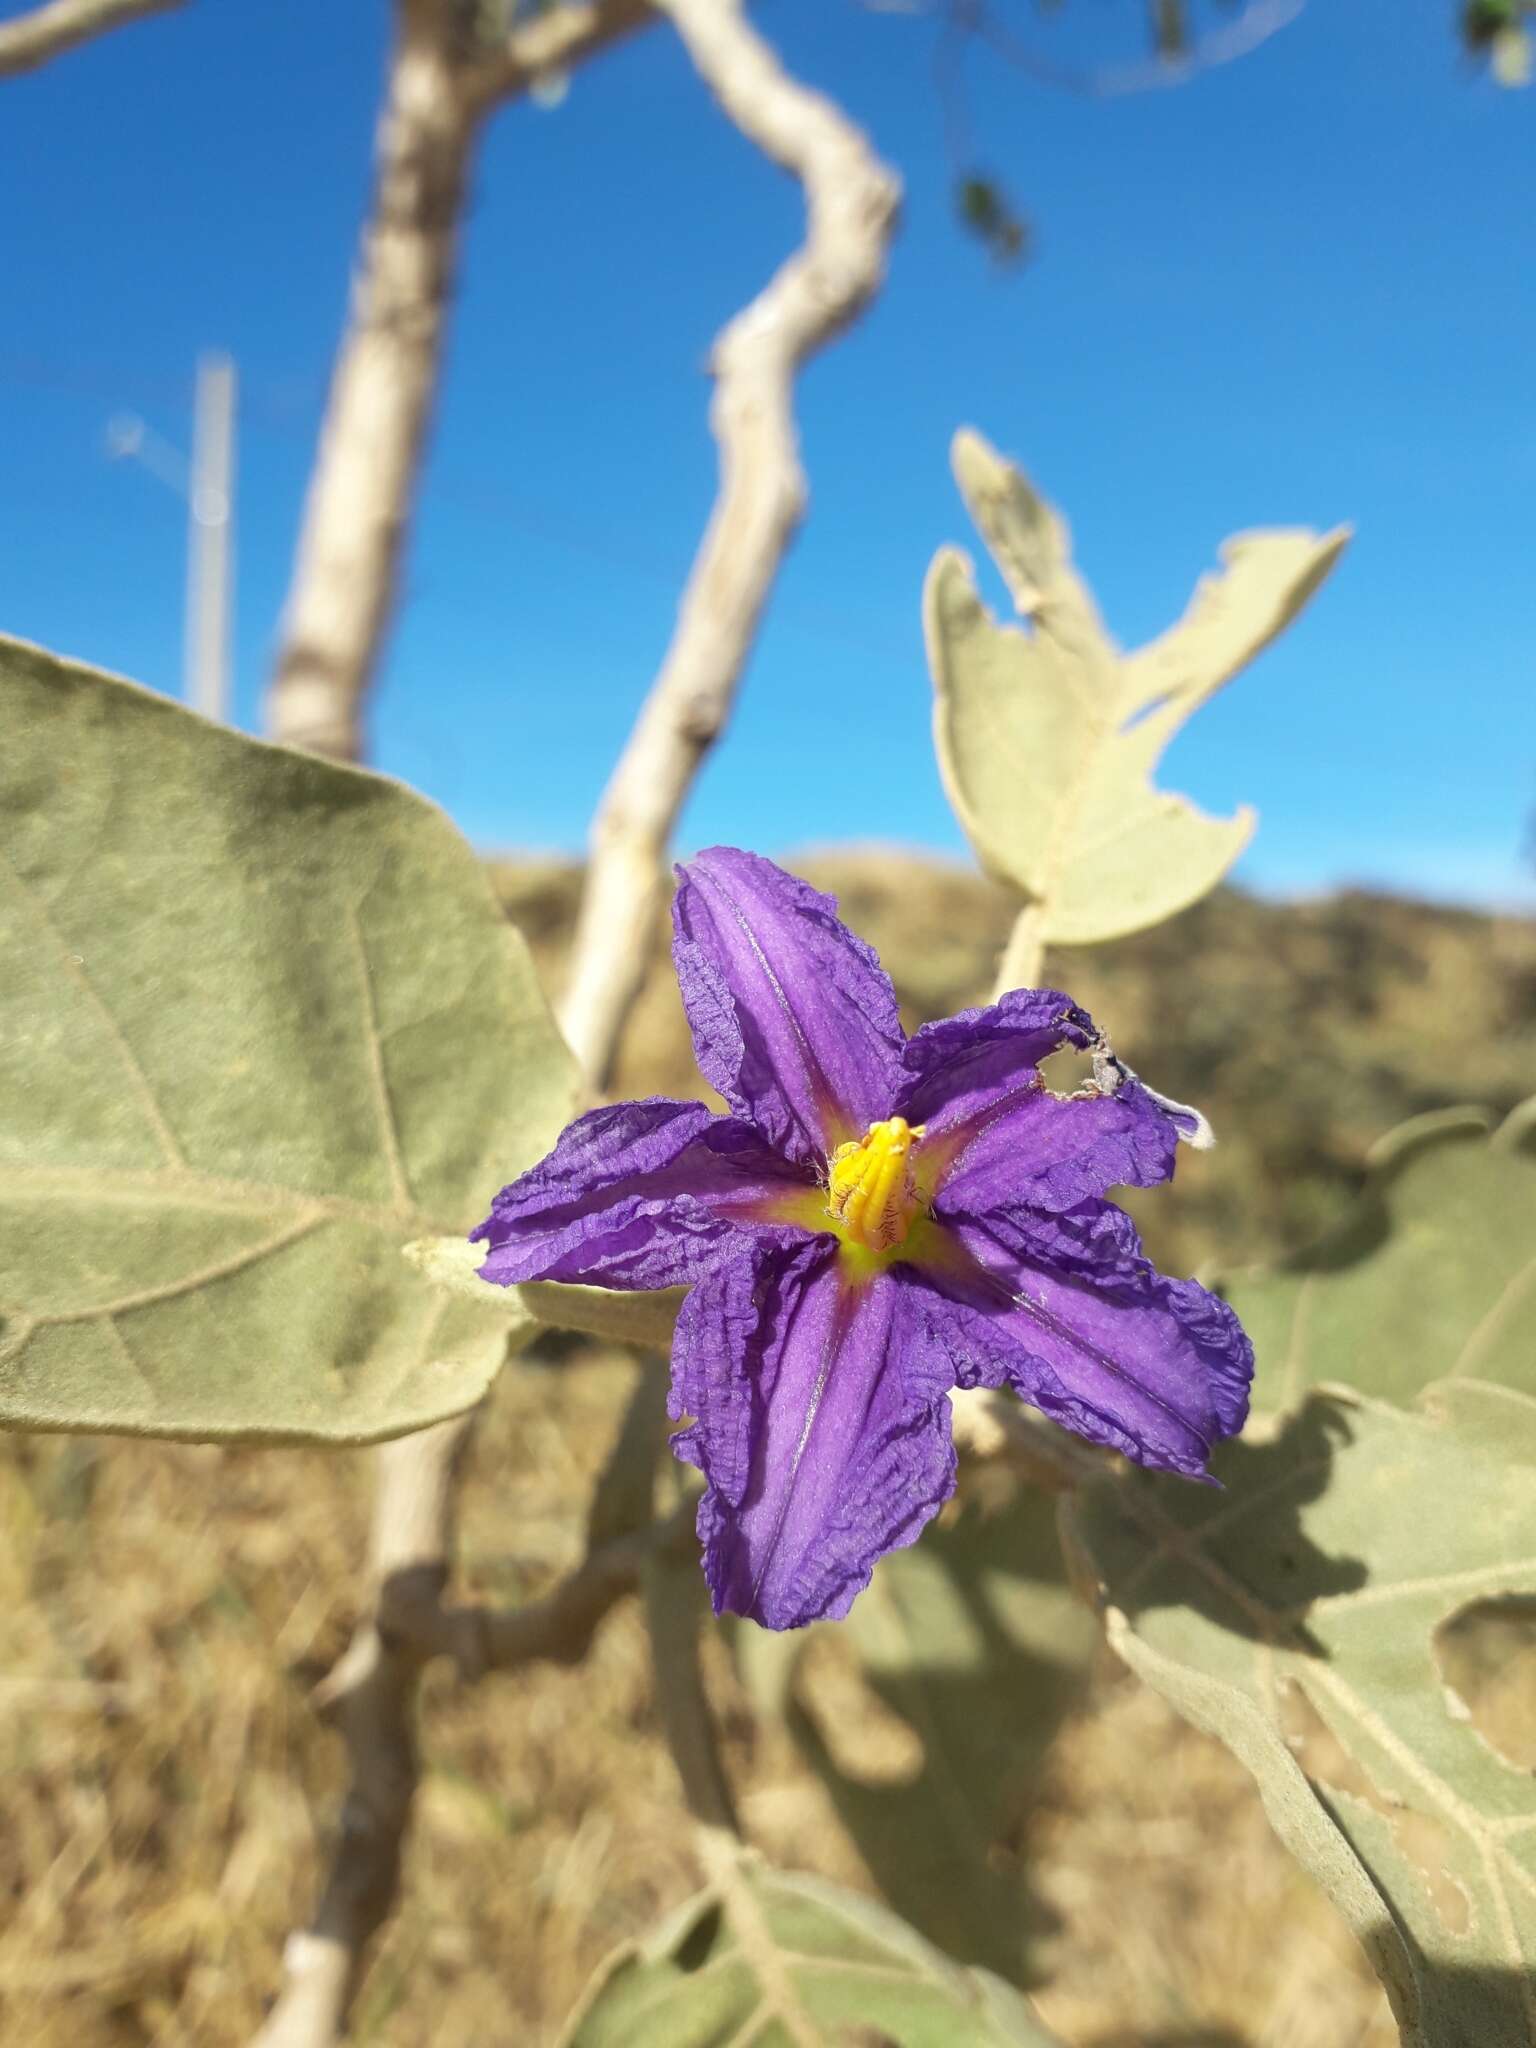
[2,0,1532,905]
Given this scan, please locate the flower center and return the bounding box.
[826,1117,927,1252]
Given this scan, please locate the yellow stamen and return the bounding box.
[826,1116,927,1252]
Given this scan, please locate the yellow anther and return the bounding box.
[826,1117,927,1252]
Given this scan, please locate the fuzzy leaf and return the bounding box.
[738,1476,1096,1986]
[926,429,1347,945]
[0,635,577,1443]
[1224,1098,1536,1421]
[1065,1383,1536,2048]
[560,1863,1064,2047]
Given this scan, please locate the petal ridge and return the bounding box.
[472,1095,813,1291]
[672,1244,959,1628]
[672,848,906,1163]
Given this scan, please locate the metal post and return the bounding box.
[185,352,236,722]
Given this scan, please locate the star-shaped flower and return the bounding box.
[473,848,1251,1630]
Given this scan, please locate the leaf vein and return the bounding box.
[27,1210,327,1331]
[1449,1250,1536,1381]
[0,845,188,1170]
[346,900,413,1214]
[1305,1557,1536,1617]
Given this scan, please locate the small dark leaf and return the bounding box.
[955,176,1032,267]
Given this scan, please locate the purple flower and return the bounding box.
[473,849,1251,1631]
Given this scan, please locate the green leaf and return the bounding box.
[925,429,1347,944]
[1224,1098,1536,1421]
[559,1862,1065,2047]
[1065,1383,1536,2048]
[404,1235,684,1354]
[0,634,578,1443]
[740,1476,1097,1986]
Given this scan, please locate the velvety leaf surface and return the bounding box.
[925,429,1347,945]
[1225,1100,1536,1420]
[0,634,577,1442]
[560,1865,1064,2047]
[1066,1380,1536,2048]
[736,1474,1097,1986]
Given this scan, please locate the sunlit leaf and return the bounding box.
[0,634,577,1443]
[925,429,1347,945]
[1065,1382,1536,2048]
[1223,1098,1536,1421]
[560,1862,1065,2047]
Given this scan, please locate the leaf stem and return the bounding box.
[993,898,1048,999]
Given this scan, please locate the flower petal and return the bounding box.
[672,848,907,1165]
[670,1241,958,1629]
[896,985,1095,1131]
[471,1096,815,1291]
[929,1083,1180,1217]
[922,1204,1252,1477]
[898,986,1191,1212]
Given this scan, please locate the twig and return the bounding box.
[958,0,1305,101]
[460,0,655,110]
[265,0,475,759]
[642,1551,739,1838]
[0,0,183,76]
[643,1551,822,2048]
[253,1436,690,2048]
[266,0,657,760]
[555,0,902,1085]
[251,1417,474,2048]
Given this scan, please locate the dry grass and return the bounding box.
[4,849,1530,2045]
[0,1354,1397,2048]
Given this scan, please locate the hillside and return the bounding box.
[492,846,1536,1271]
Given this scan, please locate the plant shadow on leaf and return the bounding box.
[748,1471,1099,1989]
[1086,1400,1370,1654]
[1070,1378,1536,2048]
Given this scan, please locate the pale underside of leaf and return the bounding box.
[926,431,1346,947]
[0,634,577,1443]
[1065,1384,1536,2048]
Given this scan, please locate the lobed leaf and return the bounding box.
[1223,1098,1536,1422]
[926,428,1347,945]
[559,1861,1064,2047]
[1065,1382,1536,2048]
[0,634,578,1443]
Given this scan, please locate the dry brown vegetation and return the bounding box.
[3,850,1531,2046]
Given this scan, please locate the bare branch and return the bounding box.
[265,0,477,761]
[556,0,902,1085]
[253,1425,690,2048]
[250,1416,474,2048]
[0,0,183,77]
[266,0,661,761]
[460,0,656,112]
